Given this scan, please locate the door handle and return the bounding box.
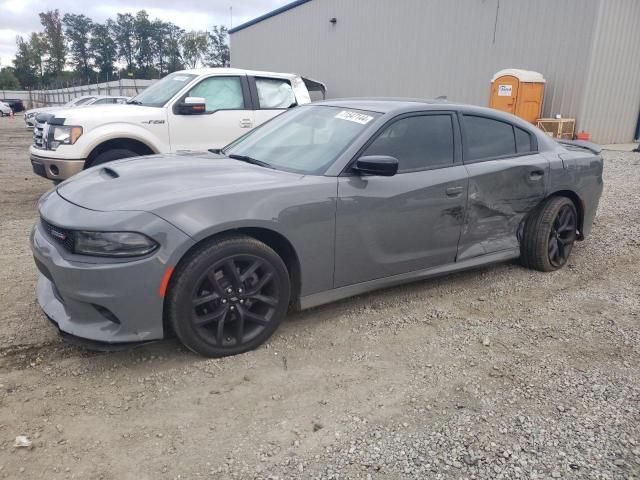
[445,186,464,197]
[529,169,545,180]
[239,118,252,128]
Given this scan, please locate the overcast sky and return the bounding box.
[0,0,291,68]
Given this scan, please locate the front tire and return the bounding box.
[521,197,578,272]
[88,148,138,168]
[166,235,291,357]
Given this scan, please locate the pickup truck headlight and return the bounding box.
[49,125,82,150]
[74,231,158,257]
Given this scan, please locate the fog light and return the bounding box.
[49,165,59,176]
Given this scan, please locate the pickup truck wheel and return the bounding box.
[166,235,291,358]
[88,148,138,168]
[521,197,577,272]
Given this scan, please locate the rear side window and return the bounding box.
[464,115,516,160]
[363,114,454,172]
[515,127,533,153]
[255,78,296,109]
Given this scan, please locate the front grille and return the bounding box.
[41,218,75,252]
[33,123,44,148]
[33,122,48,149]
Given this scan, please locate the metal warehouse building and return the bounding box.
[230,0,640,144]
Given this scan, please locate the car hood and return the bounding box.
[56,152,304,212]
[53,104,163,124]
[26,106,56,115]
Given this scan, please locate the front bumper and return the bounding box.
[31,153,85,181]
[31,193,195,345]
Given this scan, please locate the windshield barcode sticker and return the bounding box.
[335,110,374,125]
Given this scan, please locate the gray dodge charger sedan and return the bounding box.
[31,99,603,357]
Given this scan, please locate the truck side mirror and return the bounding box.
[177,97,207,115]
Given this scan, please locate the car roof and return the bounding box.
[311,98,453,113]
[179,67,299,79]
[312,97,538,124]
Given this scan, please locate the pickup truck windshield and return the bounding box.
[224,106,380,175]
[128,72,197,107]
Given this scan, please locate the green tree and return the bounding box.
[91,20,117,81]
[181,31,208,69]
[0,67,21,89]
[12,34,45,88]
[205,26,230,67]
[134,11,156,78]
[114,13,136,73]
[39,10,66,75]
[63,13,94,80]
[165,24,185,73]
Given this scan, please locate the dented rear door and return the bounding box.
[457,114,549,260]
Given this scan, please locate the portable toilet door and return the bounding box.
[490,69,545,124]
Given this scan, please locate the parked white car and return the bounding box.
[30,68,325,181]
[24,95,130,128]
[0,101,12,117]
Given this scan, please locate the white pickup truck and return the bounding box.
[30,68,326,181]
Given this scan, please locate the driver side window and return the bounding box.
[363,114,454,172]
[187,76,245,113]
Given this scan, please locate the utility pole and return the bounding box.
[230,6,233,28]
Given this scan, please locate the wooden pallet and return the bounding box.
[536,118,575,139]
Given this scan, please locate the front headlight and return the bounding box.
[74,231,158,257]
[49,125,82,150]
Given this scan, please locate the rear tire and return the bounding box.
[521,196,577,272]
[166,235,291,357]
[88,148,138,168]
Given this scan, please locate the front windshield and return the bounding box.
[128,72,197,107]
[66,97,94,107]
[224,106,380,174]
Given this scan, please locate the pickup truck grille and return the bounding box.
[40,218,75,253]
[33,122,49,150]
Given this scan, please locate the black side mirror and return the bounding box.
[353,155,399,177]
[176,96,207,115]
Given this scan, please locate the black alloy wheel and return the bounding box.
[167,235,290,357]
[191,255,279,347]
[547,204,577,268]
[521,196,578,272]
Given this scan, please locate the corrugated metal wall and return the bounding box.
[580,0,640,143]
[231,0,640,143]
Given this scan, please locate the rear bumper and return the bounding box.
[31,153,85,181]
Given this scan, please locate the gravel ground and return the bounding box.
[0,115,638,480]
